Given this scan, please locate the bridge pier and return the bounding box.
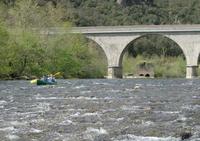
[186,66,198,79]
[107,66,122,79]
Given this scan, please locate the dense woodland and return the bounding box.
[1,0,200,26]
[0,0,200,79]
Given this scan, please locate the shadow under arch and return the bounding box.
[198,52,200,76]
[83,36,108,78]
[120,33,186,78]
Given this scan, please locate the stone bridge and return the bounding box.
[44,25,200,79]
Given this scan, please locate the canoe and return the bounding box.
[36,80,57,85]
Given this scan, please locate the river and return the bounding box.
[0,79,199,141]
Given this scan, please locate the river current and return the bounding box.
[0,79,200,141]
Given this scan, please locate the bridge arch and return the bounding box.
[119,33,186,66]
[84,36,108,78]
[119,33,186,78]
[86,36,109,63]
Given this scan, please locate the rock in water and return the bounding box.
[180,132,192,140]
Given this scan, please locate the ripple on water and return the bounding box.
[10,121,27,126]
[82,112,100,117]
[29,128,43,133]
[83,127,108,140]
[1,79,200,141]
[36,102,50,111]
[0,126,16,132]
[0,100,7,105]
[74,85,87,89]
[6,134,20,140]
[113,135,180,141]
[80,90,92,94]
[59,119,74,125]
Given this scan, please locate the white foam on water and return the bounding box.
[76,96,98,100]
[154,111,180,114]
[104,96,113,100]
[74,85,86,89]
[70,112,81,117]
[20,87,28,90]
[0,100,7,105]
[182,105,200,111]
[80,90,92,94]
[113,134,180,141]
[109,89,121,93]
[141,120,154,126]
[4,107,17,111]
[146,84,163,87]
[67,108,86,112]
[102,109,116,113]
[125,88,135,92]
[116,117,124,121]
[93,82,111,85]
[36,102,50,111]
[32,139,39,141]
[85,127,108,135]
[29,128,43,133]
[7,96,14,102]
[59,119,74,125]
[133,84,143,90]
[83,127,109,140]
[57,86,66,89]
[30,118,45,124]
[16,111,44,116]
[10,121,27,126]
[6,134,20,140]
[63,81,71,84]
[0,126,15,131]
[82,112,99,117]
[35,96,98,100]
[121,105,145,111]
[181,81,193,86]
[192,96,200,99]
[35,96,58,100]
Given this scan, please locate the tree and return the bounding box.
[0,23,10,78]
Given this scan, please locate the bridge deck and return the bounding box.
[37,24,200,35]
[71,25,200,34]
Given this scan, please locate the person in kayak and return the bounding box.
[47,74,56,83]
[41,75,48,81]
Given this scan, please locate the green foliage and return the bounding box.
[0,23,10,78]
[2,0,200,26]
[0,0,107,79]
[127,35,183,58]
[46,0,200,26]
[0,23,8,47]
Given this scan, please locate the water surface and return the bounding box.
[0,79,200,141]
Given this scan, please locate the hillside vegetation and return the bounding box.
[0,0,199,79]
[2,0,200,26]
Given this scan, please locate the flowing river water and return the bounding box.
[0,79,200,141]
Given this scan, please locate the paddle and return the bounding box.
[53,72,61,77]
[30,79,37,84]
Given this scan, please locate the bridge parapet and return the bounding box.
[71,25,200,34]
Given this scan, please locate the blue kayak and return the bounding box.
[36,79,57,85]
